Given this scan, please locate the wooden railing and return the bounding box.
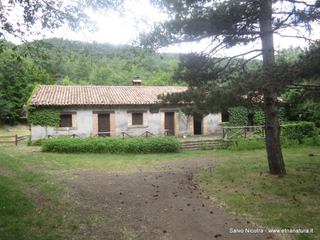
[139,131,155,137]
[121,131,133,138]
[96,132,111,137]
[48,134,79,138]
[221,125,265,140]
[0,135,29,146]
[121,130,156,138]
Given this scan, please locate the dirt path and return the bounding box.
[66,157,274,240]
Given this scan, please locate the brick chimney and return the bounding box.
[132,77,142,86]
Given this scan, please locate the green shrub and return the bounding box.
[229,107,248,126]
[227,139,265,151]
[278,107,287,123]
[253,109,265,126]
[281,121,316,143]
[41,137,180,154]
[280,137,300,148]
[28,139,46,146]
[302,135,320,146]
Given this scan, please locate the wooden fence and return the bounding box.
[121,130,155,138]
[0,135,29,146]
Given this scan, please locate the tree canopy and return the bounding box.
[142,0,320,50]
[0,0,123,41]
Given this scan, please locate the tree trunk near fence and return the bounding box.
[260,0,286,175]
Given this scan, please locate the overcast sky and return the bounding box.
[8,0,320,57]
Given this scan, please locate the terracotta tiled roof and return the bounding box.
[30,85,187,106]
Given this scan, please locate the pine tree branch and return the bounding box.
[206,49,262,79]
[284,0,318,7]
[272,10,295,32]
[242,52,263,66]
[274,32,317,43]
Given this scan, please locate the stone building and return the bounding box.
[29,83,222,141]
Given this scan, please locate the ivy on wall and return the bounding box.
[27,107,61,127]
[253,108,265,126]
[228,107,249,126]
[229,106,286,126]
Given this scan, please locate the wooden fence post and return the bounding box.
[15,134,18,146]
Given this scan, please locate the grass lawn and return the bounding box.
[197,147,320,240]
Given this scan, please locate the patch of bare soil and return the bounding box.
[65,157,274,240]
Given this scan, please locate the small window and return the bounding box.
[60,114,72,127]
[132,112,143,125]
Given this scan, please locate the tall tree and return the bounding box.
[0,47,52,124]
[141,0,320,175]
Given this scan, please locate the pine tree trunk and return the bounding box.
[259,0,286,175]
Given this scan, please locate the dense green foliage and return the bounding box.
[41,137,181,154]
[252,109,266,126]
[227,135,320,151]
[27,108,61,127]
[281,122,316,143]
[22,38,179,86]
[283,88,320,127]
[228,106,286,126]
[0,44,53,124]
[228,107,266,126]
[228,107,249,126]
[0,38,179,124]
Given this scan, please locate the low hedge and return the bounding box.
[281,121,316,143]
[227,135,320,151]
[41,137,181,154]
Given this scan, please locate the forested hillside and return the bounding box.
[22,38,180,85]
[0,38,180,124]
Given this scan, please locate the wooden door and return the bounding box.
[193,114,202,135]
[98,113,110,136]
[165,112,175,136]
